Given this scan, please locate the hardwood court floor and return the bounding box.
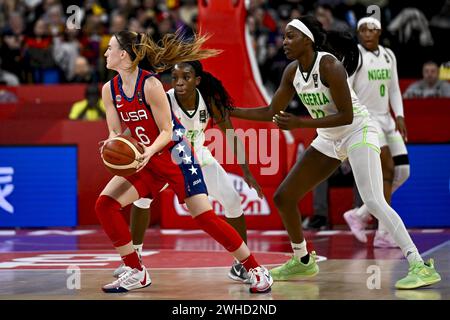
[0,228,448,300]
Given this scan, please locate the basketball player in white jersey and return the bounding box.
[232,15,440,289]
[113,61,263,284]
[343,17,410,248]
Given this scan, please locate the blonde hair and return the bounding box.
[114,30,220,72]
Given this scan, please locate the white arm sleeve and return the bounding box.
[386,48,404,117]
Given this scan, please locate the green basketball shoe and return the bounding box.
[270,251,319,281]
[395,258,441,289]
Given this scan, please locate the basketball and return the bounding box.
[102,135,144,176]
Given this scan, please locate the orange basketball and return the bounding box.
[102,135,145,176]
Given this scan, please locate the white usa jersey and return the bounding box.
[167,88,214,166]
[293,51,369,140]
[349,44,401,115]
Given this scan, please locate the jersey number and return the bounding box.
[186,130,198,148]
[311,109,325,119]
[135,126,150,144]
[380,84,386,97]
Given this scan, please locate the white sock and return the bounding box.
[355,205,370,221]
[405,248,424,265]
[377,222,389,234]
[133,244,143,258]
[291,240,308,261]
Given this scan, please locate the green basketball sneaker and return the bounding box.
[270,251,319,281]
[395,258,441,289]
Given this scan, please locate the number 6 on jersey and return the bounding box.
[135,126,151,145]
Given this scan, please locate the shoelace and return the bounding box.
[281,256,298,269]
[408,262,425,275]
[114,268,138,285]
[248,268,256,279]
[248,268,261,284]
[118,266,132,278]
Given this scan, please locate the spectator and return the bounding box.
[53,27,81,82]
[79,14,102,72]
[403,61,450,98]
[109,13,127,35]
[23,18,60,83]
[0,57,20,86]
[388,7,434,47]
[1,12,26,81]
[439,61,450,80]
[69,83,105,120]
[42,3,66,36]
[156,12,175,36]
[110,0,136,20]
[430,0,450,29]
[178,0,197,29]
[71,56,95,83]
[128,18,145,33]
[135,0,159,31]
[314,4,351,32]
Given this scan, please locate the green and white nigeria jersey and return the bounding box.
[293,51,368,140]
[349,44,397,115]
[167,88,214,166]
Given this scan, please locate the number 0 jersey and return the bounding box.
[349,44,403,116]
[293,51,369,140]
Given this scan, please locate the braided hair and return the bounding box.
[297,15,359,77]
[180,60,235,123]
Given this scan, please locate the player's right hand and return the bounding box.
[395,116,408,142]
[136,143,154,171]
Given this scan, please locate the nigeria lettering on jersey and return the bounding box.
[119,109,149,122]
[368,69,391,81]
[185,129,203,147]
[298,92,330,107]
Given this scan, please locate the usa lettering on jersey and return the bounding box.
[119,109,149,122]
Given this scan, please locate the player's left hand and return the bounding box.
[273,111,301,130]
[243,171,264,199]
[395,116,408,142]
[136,143,154,171]
[98,137,114,157]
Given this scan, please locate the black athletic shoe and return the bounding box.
[305,215,328,230]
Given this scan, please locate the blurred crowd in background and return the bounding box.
[0,0,449,89]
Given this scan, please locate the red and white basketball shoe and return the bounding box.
[249,266,273,294]
[102,266,151,293]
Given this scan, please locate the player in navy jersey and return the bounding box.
[96,30,273,293]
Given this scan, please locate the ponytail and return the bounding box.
[114,30,221,73]
[199,71,235,122]
[299,16,359,76]
[182,60,234,124]
[322,30,359,77]
[133,31,220,72]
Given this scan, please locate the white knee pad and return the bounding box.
[393,164,410,192]
[222,190,243,219]
[133,198,152,209]
[224,206,243,219]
